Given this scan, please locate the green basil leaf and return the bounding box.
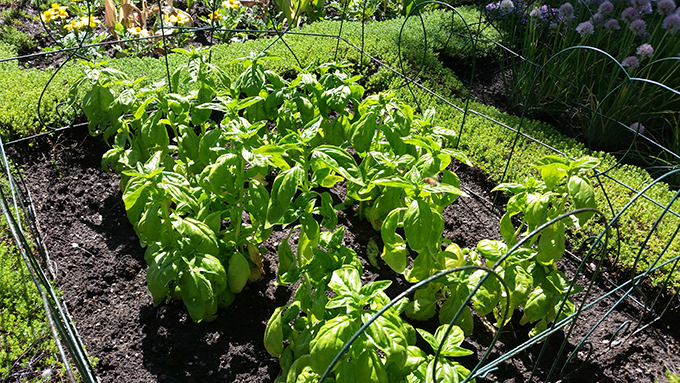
[405,286,438,320]
[299,213,320,263]
[467,270,502,317]
[403,200,433,254]
[227,252,250,294]
[536,221,565,265]
[266,165,304,228]
[312,145,365,186]
[567,175,597,226]
[438,295,474,337]
[309,315,358,374]
[433,325,473,357]
[349,111,377,154]
[146,249,183,306]
[355,350,389,383]
[523,287,553,323]
[499,213,517,246]
[329,266,362,295]
[476,239,508,265]
[502,264,533,310]
[174,217,219,256]
[264,306,286,357]
[525,193,550,228]
[569,156,600,173]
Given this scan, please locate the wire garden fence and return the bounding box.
[1,0,679,381]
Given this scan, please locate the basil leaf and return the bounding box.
[266,165,304,228]
[523,287,553,323]
[536,221,566,265]
[309,316,358,374]
[264,306,286,357]
[567,175,597,226]
[312,145,365,186]
[403,200,434,254]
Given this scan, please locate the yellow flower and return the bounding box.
[209,10,222,21]
[176,10,191,25]
[41,6,69,23]
[62,16,99,31]
[163,13,179,25]
[222,0,240,9]
[64,19,78,31]
[128,26,153,37]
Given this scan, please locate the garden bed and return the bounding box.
[9,126,680,383]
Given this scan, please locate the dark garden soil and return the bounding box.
[8,126,680,383]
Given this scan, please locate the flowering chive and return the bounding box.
[621,56,640,70]
[629,122,645,134]
[636,43,654,60]
[604,18,620,31]
[560,2,575,18]
[621,6,640,22]
[658,0,676,15]
[598,1,614,15]
[663,13,680,33]
[592,13,605,26]
[500,0,514,11]
[576,21,595,36]
[629,19,647,35]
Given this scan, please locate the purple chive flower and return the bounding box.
[560,2,575,19]
[598,1,614,14]
[658,0,676,15]
[530,6,542,18]
[621,6,640,22]
[636,43,654,59]
[604,18,621,31]
[621,56,640,70]
[631,0,650,10]
[630,122,645,134]
[629,19,647,35]
[663,13,680,33]
[576,21,595,36]
[592,12,605,26]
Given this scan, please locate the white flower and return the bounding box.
[576,21,595,36]
[500,0,514,11]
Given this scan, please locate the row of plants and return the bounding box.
[3,10,678,289]
[35,0,465,60]
[485,0,680,166]
[70,40,606,381]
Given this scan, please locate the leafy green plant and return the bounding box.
[380,154,601,338]
[69,49,277,322]
[482,155,600,334]
[265,236,475,383]
[273,0,325,26]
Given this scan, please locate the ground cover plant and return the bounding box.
[2,1,680,382]
[0,219,66,381]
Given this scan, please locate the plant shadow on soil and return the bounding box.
[7,126,680,383]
